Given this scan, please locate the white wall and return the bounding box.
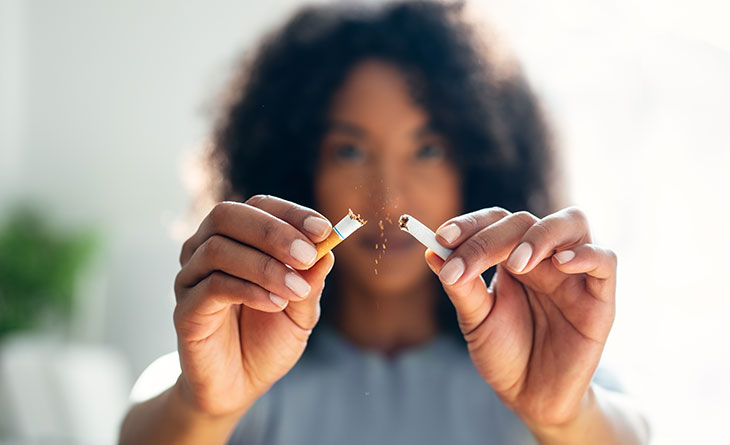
[0,0,27,203]
[474,2,730,443]
[1,0,306,374]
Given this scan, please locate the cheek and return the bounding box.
[409,166,463,221]
[314,170,367,222]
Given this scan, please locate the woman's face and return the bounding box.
[315,60,462,296]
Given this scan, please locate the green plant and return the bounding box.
[0,206,99,336]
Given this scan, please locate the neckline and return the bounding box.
[314,324,457,365]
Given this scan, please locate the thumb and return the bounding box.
[425,250,494,334]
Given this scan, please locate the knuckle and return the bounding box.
[200,235,226,264]
[462,212,480,229]
[464,234,493,260]
[528,220,551,241]
[488,206,510,219]
[179,239,192,266]
[605,247,618,267]
[245,194,270,207]
[462,213,480,231]
[260,218,279,246]
[209,202,232,231]
[282,203,302,224]
[565,206,588,223]
[173,271,185,298]
[204,271,227,295]
[512,211,538,230]
[258,254,280,279]
[462,207,510,230]
[282,205,304,224]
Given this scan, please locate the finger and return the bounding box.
[437,211,538,287]
[505,207,592,275]
[180,200,327,270]
[424,248,445,274]
[552,244,617,302]
[175,235,314,302]
[174,271,288,339]
[245,195,332,242]
[285,251,335,331]
[426,249,492,335]
[434,207,511,247]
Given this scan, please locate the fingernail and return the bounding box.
[436,223,461,244]
[507,242,532,272]
[269,293,288,308]
[439,257,465,285]
[290,239,317,265]
[285,272,311,298]
[303,216,331,238]
[554,249,575,264]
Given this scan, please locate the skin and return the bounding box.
[315,60,462,354]
[120,60,649,444]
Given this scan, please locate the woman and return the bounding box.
[120,1,649,443]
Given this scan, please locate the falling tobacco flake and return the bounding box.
[375,219,384,274]
[373,214,395,275]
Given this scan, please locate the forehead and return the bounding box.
[327,59,429,135]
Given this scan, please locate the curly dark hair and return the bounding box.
[207,0,562,338]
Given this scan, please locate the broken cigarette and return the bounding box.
[398,214,453,260]
[313,209,367,264]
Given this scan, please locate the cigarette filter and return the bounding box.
[313,209,367,264]
[399,214,453,260]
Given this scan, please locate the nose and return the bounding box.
[368,159,405,220]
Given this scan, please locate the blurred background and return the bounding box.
[0,0,728,443]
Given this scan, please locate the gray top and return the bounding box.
[228,326,623,444]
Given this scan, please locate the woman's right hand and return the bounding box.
[172,195,335,417]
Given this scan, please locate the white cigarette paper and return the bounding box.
[332,210,366,239]
[398,214,453,260]
[313,209,367,264]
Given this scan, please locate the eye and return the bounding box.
[333,143,366,163]
[415,143,446,160]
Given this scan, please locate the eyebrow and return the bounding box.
[327,120,367,138]
[413,125,438,138]
[327,120,437,139]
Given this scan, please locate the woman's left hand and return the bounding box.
[425,207,616,428]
